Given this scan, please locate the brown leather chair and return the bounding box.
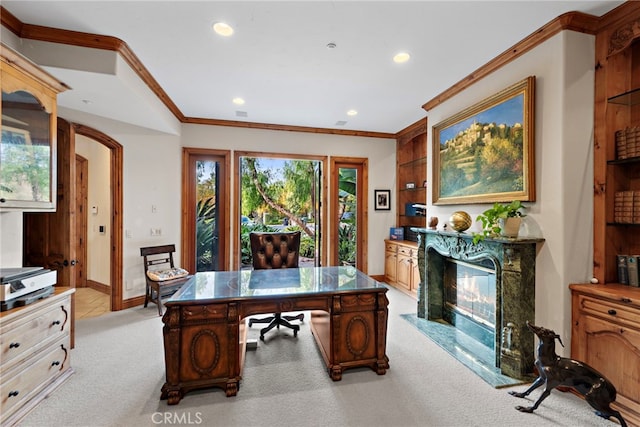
[140,244,192,316]
[248,231,304,340]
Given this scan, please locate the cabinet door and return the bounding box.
[396,254,412,291]
[384,250,397,284]
[582,315,640,408]
[0,52,63,211]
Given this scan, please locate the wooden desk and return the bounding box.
[161,266,389,404]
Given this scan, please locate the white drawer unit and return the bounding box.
[0,288,74,426]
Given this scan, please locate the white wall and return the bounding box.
[0,212,23,267]
[424,31,595,352]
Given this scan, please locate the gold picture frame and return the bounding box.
[432,76,535,205]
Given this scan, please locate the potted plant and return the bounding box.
[472,200,526,244]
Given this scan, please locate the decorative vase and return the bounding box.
[448,211,472,232]
[500,217,522,237]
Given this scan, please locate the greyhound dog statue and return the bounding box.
[508,322,627,427]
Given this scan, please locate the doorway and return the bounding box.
[74,136,113,317]
[330,157,368,272]
[181,148,231,273]
[236,153,325,269]
[73,125,123,311]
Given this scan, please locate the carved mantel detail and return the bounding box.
[414,228,544,380]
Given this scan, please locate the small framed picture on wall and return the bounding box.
[374,189,391,211]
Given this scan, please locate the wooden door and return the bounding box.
[329,157,368,271]
[75,154,88,288]
[23,118,76,344]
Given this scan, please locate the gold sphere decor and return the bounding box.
[448,211,472,232]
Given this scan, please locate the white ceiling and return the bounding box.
[2,1,626,135]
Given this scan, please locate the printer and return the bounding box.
[0,267,57,311]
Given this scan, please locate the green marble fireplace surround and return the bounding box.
[413,228,544,380]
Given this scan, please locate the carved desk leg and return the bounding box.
[162,306,183,405]
[376,292,390,374]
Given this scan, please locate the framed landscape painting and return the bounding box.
[432,76,535,205]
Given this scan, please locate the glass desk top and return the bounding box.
[167,266,385,303]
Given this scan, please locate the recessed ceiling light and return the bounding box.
[233,97,245,105]
[213,22,234,37]
[393,52,411,63]
[347,109,358,116]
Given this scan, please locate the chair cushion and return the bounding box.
[147,267,189,282]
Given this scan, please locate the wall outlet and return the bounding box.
[150,228,162,236]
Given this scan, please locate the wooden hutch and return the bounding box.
[384,118,427,297]
[570,3,640,426]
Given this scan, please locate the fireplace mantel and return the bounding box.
[413,228,544,379]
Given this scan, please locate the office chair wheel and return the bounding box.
[259,334,265,341]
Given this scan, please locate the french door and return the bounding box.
[235,152,326,269]
[181,148,230,272]
[330,157,368,272]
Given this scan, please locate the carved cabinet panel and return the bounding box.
[570,283,640,426]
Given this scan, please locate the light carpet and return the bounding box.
[18,285,618,427]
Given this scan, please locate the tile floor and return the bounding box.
[75,287,110,319]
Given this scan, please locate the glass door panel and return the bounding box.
[239,155,323,268]
[195,159,221,271]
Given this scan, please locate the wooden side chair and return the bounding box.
[248,231,304,340]
[140,244,192,316]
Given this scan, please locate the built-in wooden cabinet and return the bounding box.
[569,5,640,425]
[0,288,74,426]
[396,119,427,241]
[592,4,640,284]
[0,43,67,211]
[384,240,419,297]
[569,283,640,427]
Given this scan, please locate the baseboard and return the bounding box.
[121,295,145,310]
[87,280,109,295]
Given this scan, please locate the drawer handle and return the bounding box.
[607,309,617,316]
[51,361,60,367]
[9,342,20,349]
[620,298,632,303]
[8,391,19,398]
[51,320,61,326]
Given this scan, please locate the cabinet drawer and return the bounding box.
[578,295,640,329]
[0,300,70,372]
[385,243,397,253]
[398,246,414,257]
[0,334,70,419]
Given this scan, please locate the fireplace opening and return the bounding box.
[443,257,497,352]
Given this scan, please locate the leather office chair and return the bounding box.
[248,231,304,340]
[140,244,192,316]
